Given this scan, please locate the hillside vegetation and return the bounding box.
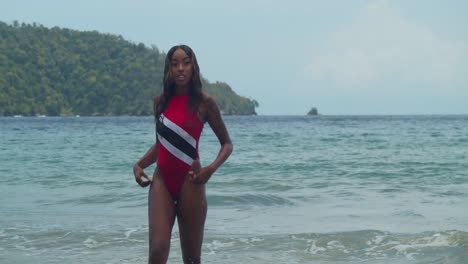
[0,21,258,116]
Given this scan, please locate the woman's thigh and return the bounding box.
[148,171,176,256]
[176,177,207,263]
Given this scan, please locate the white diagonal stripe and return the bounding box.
[160,114,196,148]
[157,133,194,166]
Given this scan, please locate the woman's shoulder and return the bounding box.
[153,92,164,105]
[201,92,218,108]
[152,92,164,115]
[199,92,221,121]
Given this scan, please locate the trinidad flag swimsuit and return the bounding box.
[156,94,204,200]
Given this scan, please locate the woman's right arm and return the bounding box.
[133,94,162,187]
[135,143,158,169]
[133,143,157,187]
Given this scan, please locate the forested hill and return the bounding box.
[0,21,258,116]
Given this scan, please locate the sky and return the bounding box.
[1,0,467,115]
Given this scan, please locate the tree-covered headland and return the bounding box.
[0,21,258,116]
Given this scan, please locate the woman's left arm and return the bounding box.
[190,96,233,184]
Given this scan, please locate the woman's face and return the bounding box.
[170,48,193,89]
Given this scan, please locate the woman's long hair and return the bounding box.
[155,45,203,121]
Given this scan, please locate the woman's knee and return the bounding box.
[149,239,170,262]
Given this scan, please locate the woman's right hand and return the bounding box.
[133,163,152,187]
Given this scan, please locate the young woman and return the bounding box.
[133,45,233,264]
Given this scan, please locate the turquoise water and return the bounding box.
[1,115,467,263]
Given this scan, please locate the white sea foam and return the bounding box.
[391,232,451,253]
[83,238,98,248]
[205,239,235,251]
[124,228,138,239]
[307,240,326,254]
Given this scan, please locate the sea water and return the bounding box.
[0,115,467,263]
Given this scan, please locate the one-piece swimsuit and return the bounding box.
[156,94,203,200]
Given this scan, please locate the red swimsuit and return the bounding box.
[156,94,203,200]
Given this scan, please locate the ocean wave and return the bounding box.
[202,230,468,263]
[1,225,467,263]
[208,193,295,207]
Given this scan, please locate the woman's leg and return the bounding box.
[176,176,208,264]
[148,171,176,264]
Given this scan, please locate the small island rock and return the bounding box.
[307,107,319,116]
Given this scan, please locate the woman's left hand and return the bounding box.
[188,159,214,185]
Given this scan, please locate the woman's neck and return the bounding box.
[175,86,189,95]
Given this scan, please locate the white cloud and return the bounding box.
[307,0,468,87]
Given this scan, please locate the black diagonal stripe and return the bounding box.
[157,118,197,160]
